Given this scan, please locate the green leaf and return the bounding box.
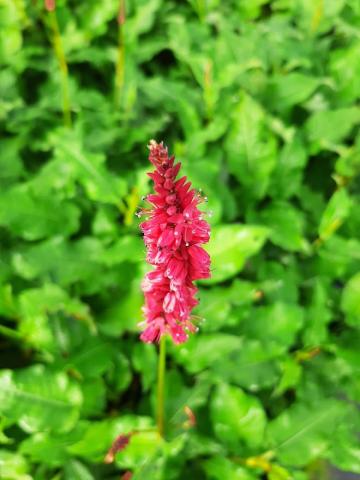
[302,279,332,346]
[0,284,17,318]
[132,343,157,391]
[249,201,306,251]
[53,130,126,207]
[269,135,307,199]
[318,188,352,242]
[0,138,23,186]
[330,41,360,103]
[18,284,92,350]
[115,431,163,470]
[64,338,114,378]
[211,383,267,448]
[306,107,360,152]
[68,417,154,461]
[226,93,277,199]
[267,73,321,109]
[341,272,360,327]
[0,1,22,64]
[237,0,269,20]
[195,281,258,332]
[241,302,304,355]
[258,260,300,304]
[205,224,270,284]
[13,237,104,291]
[141,78,201,139]
[202,456,256,480]
[76,1,118,39]
[195,286,233,332]
[126,0,162,41]
[268,464,292,480]
[0,365,82,433]
[273,357,302,397]
[213,339,280,391]
[20,426,85,467]
[0,450,31,480]
[317,235,360,278]
[326,407,360,473]
[107,351,132,394]
[0,186,80,240]
[160,370,211,428]
[98,274,143,336]
[267,399,345,466]
[171,334,242,374]
[81,378,106,417]
[100,236,144,265]
[63,459,95,480]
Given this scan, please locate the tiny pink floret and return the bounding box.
[139,141,211,344]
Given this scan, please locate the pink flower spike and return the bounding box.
[44,0,56,11]
[139,140,211,344]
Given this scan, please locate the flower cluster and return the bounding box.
[139,141,211,344]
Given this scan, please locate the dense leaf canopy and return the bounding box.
[0,0,360,479]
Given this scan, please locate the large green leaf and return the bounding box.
[269,135,308,199]
[213,339,280,391]
[326,407,360,473]
[13,237,105,292]
[53,131,126,206]
[205,224,270,283]
[68,417,154,460]
[249,201,306,251]
[202,456,256,480]
[226,93,277,199]
[306,107,360,152]
[266,73,322,109]
[0,186,80,240]
[267,400,345,466]
[302,279,332,346]
[0,1,22,64]
[210,383,267,449]
[0,365,82,433]
[318,188,352,242]
[0,450,31,480]
[17,284,92,350]
[132,342,157,391]
[170,334,242,373]
[63,460,95,480]
[241,302,305,355]
[341,272,360,327]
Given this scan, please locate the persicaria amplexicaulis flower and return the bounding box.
[138,140,211,344]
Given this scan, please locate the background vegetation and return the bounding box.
[1,0,360,479]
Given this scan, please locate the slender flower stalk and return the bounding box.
[156,335,166,436]
[139,140,211,344]
[44,0,72,127]
[114,0,126,108]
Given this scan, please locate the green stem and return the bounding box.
[0,324,23,341]
[48,11,72,127]
[156,335,167,437]
[114,0,125,108]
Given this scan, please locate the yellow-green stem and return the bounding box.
[0,324,23,341]
[114,2,125,108]
[156,335,167,437]
[48,11,72,127]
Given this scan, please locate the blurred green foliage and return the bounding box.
[1,0,360,479]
